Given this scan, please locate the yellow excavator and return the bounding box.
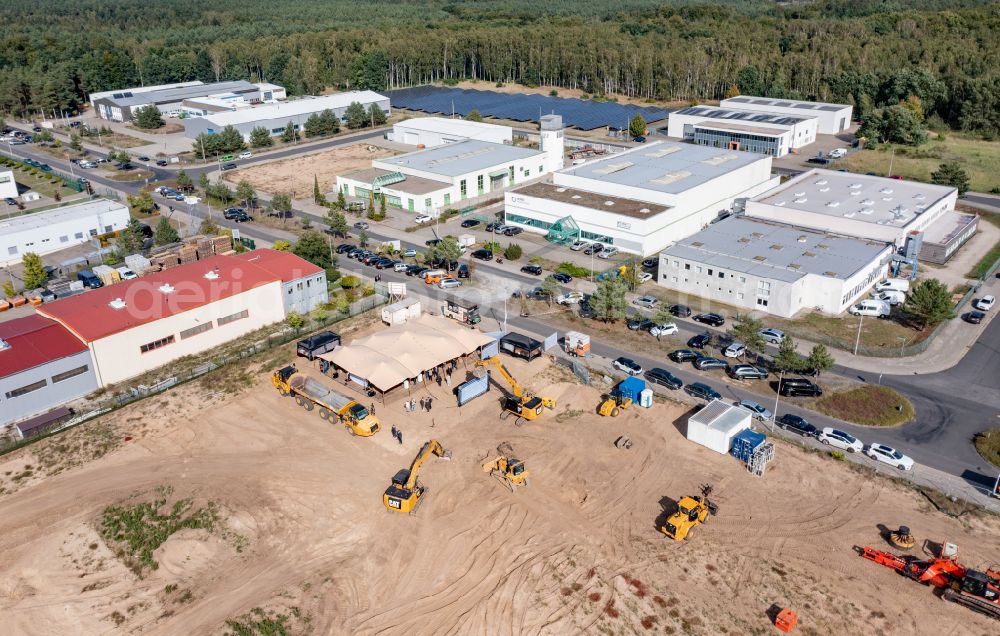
[481,442,530,492]
[383,439,452,514]
[476,356,555,424]
[661,484,718,541]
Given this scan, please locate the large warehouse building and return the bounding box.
[0,199,131,266]
[657,216,892,318]
[92,81,279,122]
[720,96,853,135]
[37,251,322,386]
[503,141,779,256]
[387,117,512,147]
[0,315,99,427]
[236,248,328,314]
[182,91,389,142]
[744,169,959,248]
[666,106,817,157]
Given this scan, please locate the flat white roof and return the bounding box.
[559,141,767,195]
[395,116,509,136]
[0,199,129,233]
[90,81,203,102]
[199,91,388,126]
[690,400,749,433]
[753,169,956,229]
[724,95,851,114]
[378,139,542,178]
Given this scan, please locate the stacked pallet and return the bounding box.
[179,243,199,264]
[92,265,121,287]
[125,254,152,275]
[196,237,214,259]
[211,235,232,254]
[152,252,180,270]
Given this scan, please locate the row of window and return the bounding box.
[841,264,885,305]
[139,310,249,354]
[4,365,89,399]
[672,259,748,284]
[6,229,103,256]
[664,275,767,306]
[693,129,783,156]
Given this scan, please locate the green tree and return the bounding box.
[620,263,642,292]
[313,174,325,204]
[286,310,305,330]
[292,229,333,269]
[773,335,804,372]
[860,104,927,146]
[319,109,341,134]
[465,109,483,122]
[133,104,164,129]
[435,236,463,265]
[236,179,256,210]
[176,169,193,191]
[127,191,156,216]
[198,172,210,192]
[272,239,292,252]
[206,181,232,204]
[249,126,273,148]
[903,278,955,329]
[378,193,386,219]
[153,217,179,246]
[930,162,971,196]
[588,277,628,323]
[728,314,766,358]
[199,217,219,235]
[805,344,835,375]
[117,218,146,255]
[652,302,676,327]
[303,112,325,138]
[344,101,368,129]
[628,114,646,138]
[34,129,54,144]
[69,133,82,152]
[21,252,48,289]
[503,243,523,260]
[540,275,559,305]
[336,188,346,210]
[113,149,131,165]
[325,208,348,237]
[280,121,298,143]
[3,281,15,298]
[358,230,369,247]
[368,104,387,126]
[270,192,292,217]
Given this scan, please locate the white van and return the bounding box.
[850,299,891,318]
[872,290,905,306]
[875,278,910,294]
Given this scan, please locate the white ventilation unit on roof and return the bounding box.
[843,211,855,218]
[204,270,220,280]
[849,183,862,189]
[914,193,926,200]
[814,179,828,186]
[861,199,874,206]
[879,187,893,194]
[819,187,830,192]
[645,146,682,158]
[159,283,175,294]
[109,298,127,310]
[652,170,691,185]
[794,191,806,197]
[860,208,874,215]
[794,197,807,204]
[571,194,582,199]
[826,201,839,208]
[882,197,893,202]
[594,161,633,175]
[701,153,737,166]
[640,208,650,213]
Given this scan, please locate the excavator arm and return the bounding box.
[404,439,449,491]
[477,356,523,398]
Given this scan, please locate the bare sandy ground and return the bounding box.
[0,352,998,635]
[225,144,398,196]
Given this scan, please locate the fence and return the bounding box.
[1,294,387,457]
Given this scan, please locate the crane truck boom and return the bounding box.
[272,366,380,436]
[384,439,451,513]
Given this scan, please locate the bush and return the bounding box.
[830,451,846,461]
[363,285,375,297]
[503,243,523,260]
[325,267,341,283]
[339,275,361,289]
[556,262,592,278]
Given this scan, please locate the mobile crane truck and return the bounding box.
[273,366,381,436]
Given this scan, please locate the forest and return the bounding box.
[1,0,999,136]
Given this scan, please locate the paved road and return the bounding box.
[963,193,1000,210]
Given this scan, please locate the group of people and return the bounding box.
[402,396,434,412]
[389,424,403,445]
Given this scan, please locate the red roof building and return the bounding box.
[0,315,88,378]
[236,248,329,315]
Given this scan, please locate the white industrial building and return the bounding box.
[338,115,563,215]
[503,140,779,256]
[387,117,512,147]
[236,248,328,314]
[745,169,958,247]
[0,199,131,266]
[37,252,322,386]
[89,81,203,110]
[667,106,817,157]
[658,216,892,318]
[92,81,277,122]
[182,91,389,142]
[720,96,853,134]
[0,169,17,199]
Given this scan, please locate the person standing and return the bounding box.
[426,396,433,412]
[370,402,376,415]
[391,424,398,439]
[397,429,403,445]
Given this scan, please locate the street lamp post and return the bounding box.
[770,369,783,433]
[853,313,865,356]
[897,336,908,357]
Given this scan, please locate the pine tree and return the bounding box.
[773,335,804,372]
[903,278,955,329]
[154,217,179,246]
[589,277,628,323]
[805,344,835,374]
[21,252,48,289]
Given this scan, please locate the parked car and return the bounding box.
[817,428,863,453]
[727,364,768,380]
[974,295,995,311]
[551,272,572,284]
[335,243,356,254]
[414,214,432,224]
[828,148,848,159]
[231,211,250,223]
[646,368,682,390]
[503,227,523,236]
[556,291,584,305]
[806,157,830,165]
[374,257,395,269]
[736,400,772,421]
[597,246,619,259]
[425,239,442,248]
[493,224,509,234]
[668,349,698,363]
[633,295,659,309]
[723,342,747,358]
[686,382,721,401]
[484,222,498,232]
[393,262,410,272]
[633,136,646,143]
[693,312,725,327]
[403,248,417,257]
[570,240,589,251]
[777,414,817,437]
[758,328,785,344]
[156,159,169,166]
[670,304,692,317]
[687,333,711,349]
[137,155,150,162]
[471,248,493,261]
[613,357,643,375]
[693,356,727,371]
[76,270,103,289]
[354,221,369,230]
[460,219,480,228]
[221,162,238,171]
[865,443,914,470]
[583,243,603,256]
[456,264,470,279]
[964,310,986,324]
[779,377,823,397]
[642,258,657,269]
[223,207,246,220]
[4,197,15,206]
[239,151,253,159]
[649,323,678,337]
[406,265,427,276]
[438,277,462,289]
[638,272,653,283]
[520,264,543,275]
[296,331,341,360]
[627,317,654,331]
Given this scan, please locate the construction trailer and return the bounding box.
[563,331,590,357]
[686,400,750,455]
[441,296,481,325]
[381,298,421,325]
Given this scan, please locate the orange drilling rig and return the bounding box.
[859,545,1000,620]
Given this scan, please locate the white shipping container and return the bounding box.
[686,400,750,455]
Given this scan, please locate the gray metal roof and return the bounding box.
[675,106,812,126]
[377,139,543,178]
[725,96,849,113]
[560,141,765,195]
[0,199,129,233]
[101,81,258,107]
[661,216,891,283]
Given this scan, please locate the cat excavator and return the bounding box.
[476,356,555,424]
[383,439,452,514]
[481,442,530,492]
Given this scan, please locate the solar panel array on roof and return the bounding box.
[675,106,808,126]
[385,86,671,131]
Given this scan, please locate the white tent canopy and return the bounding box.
[319,314,493,392]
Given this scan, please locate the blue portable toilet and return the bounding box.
[616,377,646,403]
[730,429,766,462]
